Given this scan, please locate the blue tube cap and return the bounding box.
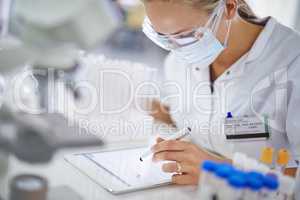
[228,174,247,189]
[232,169,246,177]
[247,171,264,180]
[263,175,279,190]
[215,164,234,179]
[226,112,233,118]
[201,160,218,172]
[246,176,263,191]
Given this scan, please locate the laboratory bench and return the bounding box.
[0,141,199,200]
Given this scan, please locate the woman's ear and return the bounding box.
[225,0,238,20]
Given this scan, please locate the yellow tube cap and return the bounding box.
[260,147,274,165]
[277,149,290,165]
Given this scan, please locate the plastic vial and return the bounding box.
[200,161,218,185]
[198,161,218,200]
[260,174,279,200]
[225,173,247,200]
[295,167,300,200]
[260,147,274,168]
[276,149,290,173]
[213,164,235,199]
[245,173,264,199]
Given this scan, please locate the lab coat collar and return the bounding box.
[245,17,277,64]
[214,52,249,82]
[190,17,277,82]
[216,17,277,82]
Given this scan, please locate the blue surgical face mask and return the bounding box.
[143,0,231,69]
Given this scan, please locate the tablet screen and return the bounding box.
[65,147,173,194]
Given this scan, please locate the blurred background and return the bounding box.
[248,0,300,29]
[0,0,299,141]
[1,0,300,76]
[0,0,299,140]
[0,1,299,199]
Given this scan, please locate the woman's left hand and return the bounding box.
[151,138,214,185]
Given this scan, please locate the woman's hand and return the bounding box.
[151,138,214,185]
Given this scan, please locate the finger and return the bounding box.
[156,137,164,143]
[154,151,198,165]
[152,140,191,153]
[162,162,197,174]
[172,174,199,185]
[162,162,178,173]
[153,151,186,162]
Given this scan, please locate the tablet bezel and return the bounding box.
[64,146,172,195]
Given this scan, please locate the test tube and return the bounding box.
[225,172,247,200]
[233,152,248,170]
[199,160,218,185]
[295,167,300,200]
[276,174,295,200]
[260,147,274,168]
[244,172,264,199]
[276,149,290,173]
[0,75,5,106]
[260,174,279,200]
[198,161,219,200]
[213,164,235,199]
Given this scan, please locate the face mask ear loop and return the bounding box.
[212,8,225,35]
[206,12,217,31]
[204,0,224,30]
[223,19,232,48]
[222,1,233,48]
[211,2,231,47]
[206,2,226,36]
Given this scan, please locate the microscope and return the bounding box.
[0,0,121,199]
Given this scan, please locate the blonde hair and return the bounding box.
[142,0,257,20]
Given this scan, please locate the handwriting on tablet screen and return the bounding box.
[85,148,172,186]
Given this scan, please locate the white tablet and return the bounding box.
[64,147,173,194]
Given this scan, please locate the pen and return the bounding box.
[139,127,192,162]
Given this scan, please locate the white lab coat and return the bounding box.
[162,17,300,166]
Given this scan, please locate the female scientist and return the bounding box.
[142,0,300,185]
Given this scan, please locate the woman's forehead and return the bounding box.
[144,1,208,35]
